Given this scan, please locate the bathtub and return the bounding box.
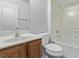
[54,38,79,58]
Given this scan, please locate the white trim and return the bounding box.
[47,0,52,35]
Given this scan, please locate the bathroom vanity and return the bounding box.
[0,38,42,58]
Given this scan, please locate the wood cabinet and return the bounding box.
[27,39,42,58]
[0,38,42,58]
[0,44,26,58]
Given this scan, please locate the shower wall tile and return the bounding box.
[62,4,79,39]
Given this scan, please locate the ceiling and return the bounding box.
[57,0,76,4]
[56,0,79,8]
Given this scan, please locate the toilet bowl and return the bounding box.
[44,43,63,57]
[40,33,63,57]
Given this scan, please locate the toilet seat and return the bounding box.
[44,43,63,57]
[44,43,62,52]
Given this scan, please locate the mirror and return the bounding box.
[0,0,30,36]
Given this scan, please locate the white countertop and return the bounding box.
[0,33,43,50]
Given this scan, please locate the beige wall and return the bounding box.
[30,0,48,33]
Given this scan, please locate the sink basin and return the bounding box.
[3,36,30,43]
[0,35,14,41]
[0,33,35,43]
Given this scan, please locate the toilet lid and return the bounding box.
[44,43,62,52]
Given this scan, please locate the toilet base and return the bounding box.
[45,51,65,58]
[43,46,65,58]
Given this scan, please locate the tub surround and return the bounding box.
[54,38,79,58]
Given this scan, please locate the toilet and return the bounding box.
[44,43,63,57]
[41,33,63,57]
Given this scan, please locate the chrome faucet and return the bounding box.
[15,26,20,37]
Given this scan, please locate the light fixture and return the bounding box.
[68,12,75,16]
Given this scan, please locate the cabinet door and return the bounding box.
[27,39,42,58]
[0,46,20,58]
[0,44,26,58]
[0,54,11,58]
[5,48,20,58]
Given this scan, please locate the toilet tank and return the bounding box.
[38,33,49,45]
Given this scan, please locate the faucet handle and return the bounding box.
[74,30,78,33]
[16,26,19,29]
